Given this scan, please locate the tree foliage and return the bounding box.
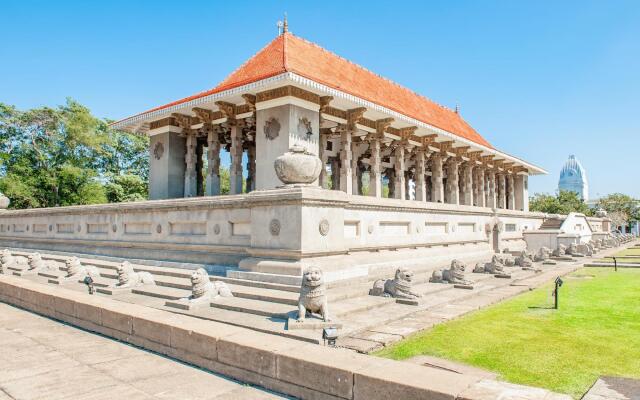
[596,193,640,228]
[529,190,593,215]
[0,99,148,209]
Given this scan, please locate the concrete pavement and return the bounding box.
[0,302,287,400]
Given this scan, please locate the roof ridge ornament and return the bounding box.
[277,13,288,36]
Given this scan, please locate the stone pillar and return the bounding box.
[196,140,204,196]
[369,139,382,197]
[497,173,506,209]
[446,158,459,205]
[462,162,474,206]
[184,133,197,198]
[339,132,353,194]
[430,154,444,203]
[507,174,515,210]
[405,171,412,200]
[255,103,320,190]
[352,155,360,195]
[387,168,395,198]
[205,130,221,196]
[515,174,529,211]
[487,171,497,208]
[149,130,185,200]
[229,125,243,194]
[319,134,329,189]
[246,143,256,192]
[393,146,405,199]
[414,151,427,201]
[477,168,486,207]
[330,157,341,190]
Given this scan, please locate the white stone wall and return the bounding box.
[0,187,575,283]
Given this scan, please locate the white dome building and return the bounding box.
[558,155,589,201]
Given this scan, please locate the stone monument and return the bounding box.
[430,260,475,289]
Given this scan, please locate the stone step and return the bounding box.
[210,296,294,318]
[94,270,300,306]
[227,270,302,286]
[132,285,187,301]
[209,291,395,319]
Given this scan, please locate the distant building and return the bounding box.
[558,155,588,201]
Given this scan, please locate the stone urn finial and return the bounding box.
[0,192,9,210]
[274,145,322,186]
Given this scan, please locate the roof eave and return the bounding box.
[110,72,547,175]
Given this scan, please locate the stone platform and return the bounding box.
[0,273,573,400]
[4,240,633,353]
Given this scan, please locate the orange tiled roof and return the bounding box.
[139,33,492,148]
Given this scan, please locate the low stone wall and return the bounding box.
[0,187,550,283]
[0,274,570,400]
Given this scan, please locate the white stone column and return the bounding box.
[431,154,444,203]
[369,139,382,198]
[229,125,243,194]
[446,158,460,205]
[497,173,506,209]
[352,156,360,195]
[339,131,353,194]
[462,162,474,206]
[515,174,529,212]
[507,174,516,210]
[319,134,329,189]
[393,145,405,200]
[184,133,197,197]
[415,150,426,201]
[487,170,497,208]
[205,130,220,196]
[246,144,256,192]
[477,167,486,207]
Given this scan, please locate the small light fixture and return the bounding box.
[553,276,563,309]
[322,327,339,346]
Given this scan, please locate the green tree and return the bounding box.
[597,193,639,229]
[529,190,592,215]
[0,99,149,209]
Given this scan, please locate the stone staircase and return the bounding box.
[9,249,547,345]
[11,242,634,349]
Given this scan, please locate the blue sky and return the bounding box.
[1,1,638,198]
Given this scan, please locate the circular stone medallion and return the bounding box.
[213,224,221,235]
[319,219,330,236]
[269,219,281,236]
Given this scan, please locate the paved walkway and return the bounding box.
[0,303,287,400]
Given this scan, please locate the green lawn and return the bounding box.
[376,268,640,398]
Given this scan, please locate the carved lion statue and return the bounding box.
[1,249,27,272]
[65,257,100,280]
[113,261,155,288]
[297,266,330,322]
[515,250,534,268]
[552,244,567,257]
[430,259,473,286]
[474,257,506,275]
[533,247,551,262]
[370,267,420,299]
[566,243,577,255]
[26,253,59,272]
[185,268,232,303]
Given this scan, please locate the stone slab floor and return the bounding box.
[0,303,287,400]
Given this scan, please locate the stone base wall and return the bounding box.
[0,275,571,400]
[0,187,555,284]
